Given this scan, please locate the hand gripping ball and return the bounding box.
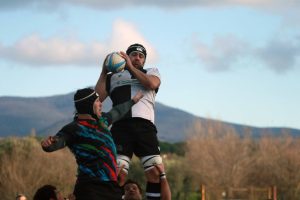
[105,52,126,73]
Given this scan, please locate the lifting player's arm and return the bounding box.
[119,51,160,90]
[155,164,171,200]
[95,57,109,102]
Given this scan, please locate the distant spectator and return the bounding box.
[33,184,75,200]
[16,194,27,200]
[33,185,63,200]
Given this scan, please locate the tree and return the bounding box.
[0,137,76,200]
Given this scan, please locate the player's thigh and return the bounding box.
[135,131,160,157]
[111,126,134,157]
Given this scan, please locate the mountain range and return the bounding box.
[1,91,299,142]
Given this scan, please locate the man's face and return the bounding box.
[129,51,145,68]
[93,97,102,118]
[54,190,64,200]
[124,183,142,200]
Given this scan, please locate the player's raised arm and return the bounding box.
[95,56,109,102]
[120,51,160,90]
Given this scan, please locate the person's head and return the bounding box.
[123,179,143,200]
[74,87,101,119]
[33,185,63,200]
[126,43,147,68]
[16,194,27,200]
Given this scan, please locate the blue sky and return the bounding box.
[0,0,299,129]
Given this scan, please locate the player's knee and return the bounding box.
[141,155,162,172]
[117,155,131,174]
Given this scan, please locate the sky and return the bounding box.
[0,0,299,129]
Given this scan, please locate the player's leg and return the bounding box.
[142,155,164,200]
[135,120,164,200]
[111,122,134,186]
[117,154,132,186]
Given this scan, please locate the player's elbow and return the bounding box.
[42,146,54,152]
[146,80,160,90]
[146,83,159,90]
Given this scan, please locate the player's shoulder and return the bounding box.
[145,67,160,73]
[145,67,161,78]
[61,121,78,133]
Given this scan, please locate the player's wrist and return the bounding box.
[159,172,166,179]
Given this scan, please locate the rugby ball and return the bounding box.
[105,52,126,73]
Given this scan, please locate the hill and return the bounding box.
[0,91,299,142]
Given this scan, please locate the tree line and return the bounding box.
[0,120,299,200]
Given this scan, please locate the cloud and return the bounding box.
[107,19,159,63]
[193,35,250,72]
[0,0,62,11]
[193,34,300,73]
[1,0,299,11]
[255,38,300,73]
[0,20,158,67]
[0,35,104,66]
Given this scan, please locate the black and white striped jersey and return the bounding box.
[106,67,160,123]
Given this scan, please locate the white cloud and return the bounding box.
[0,35,104,66]
[107,19,159,63]
[193,34,300,73]
[0,19,157,67]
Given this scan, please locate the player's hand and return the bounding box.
[119,51,129,60]
[154,164,167,180]
[119,51,133,69]
[132,90,144,103]
[117,164,125,175]
[41,136,57,147]
[154,163,165,174]
[117,164,127,186]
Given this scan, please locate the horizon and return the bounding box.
[1,90,299,131]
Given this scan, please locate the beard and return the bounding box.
[132,60,144,68]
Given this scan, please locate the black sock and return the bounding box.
[146,182,161,200]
